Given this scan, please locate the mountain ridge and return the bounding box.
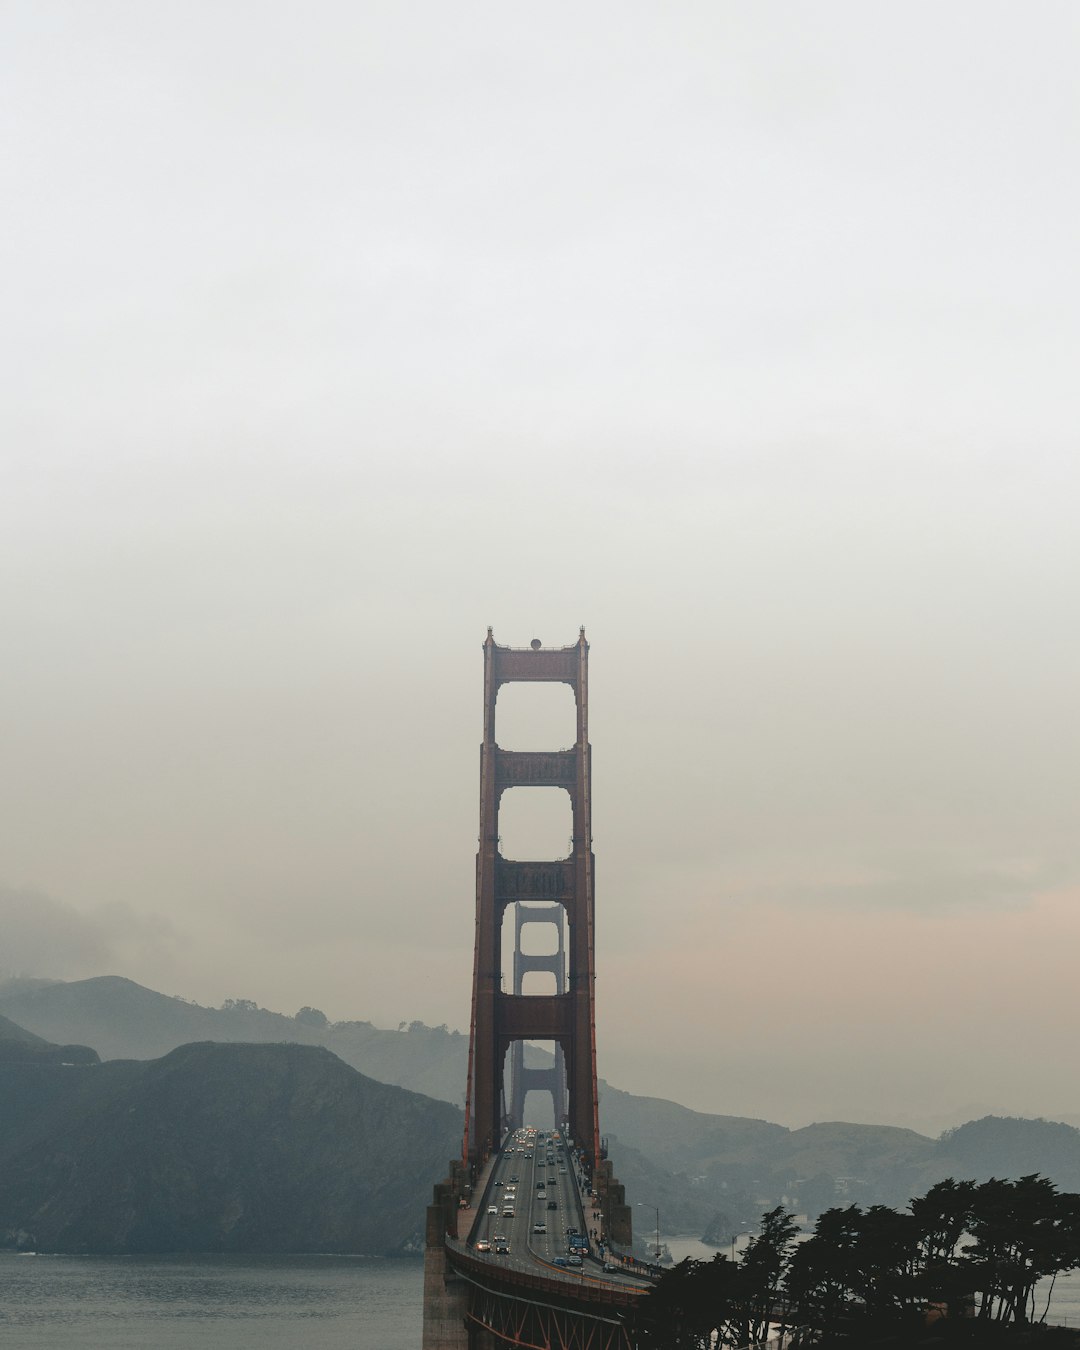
[5,975,1079,1243]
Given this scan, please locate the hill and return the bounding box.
[0,1010,99,1067]
[935,1116,1080,1193]
[0,976,468,1105]
[0,1012,47,1045]
[0,1039,462,1254]
[7,977,1079,1244]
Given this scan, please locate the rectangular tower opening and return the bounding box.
[498,786,572,861]
[495,681,577,751]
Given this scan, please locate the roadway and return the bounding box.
[465,1128,652,1293]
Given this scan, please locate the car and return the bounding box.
[559,1166,567,1173]
[487,1205,498,1215]
[494,1242,510,1255]
[567,1255,583,1266]
[475,1239,491,1252]
[537,1190,546,1200]
[553,1257,569,1267]
[533,1222,546,1234]
[502,1208,515,1218]
[509,1175,519,1183]
[603,1261,618,1273]
[547,1201,558,1210]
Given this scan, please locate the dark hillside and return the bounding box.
[0,1041,462,1254]
[935,1116,1080,1192]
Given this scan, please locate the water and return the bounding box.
[2,1247,1076,1346]
[0,1252,422,1349]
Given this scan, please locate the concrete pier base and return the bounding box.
[422,1238,469,1350]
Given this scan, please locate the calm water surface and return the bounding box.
[0,1252,422,1349]
[4,1245,1078,1347]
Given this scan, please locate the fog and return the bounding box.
[2,2,1078,1135]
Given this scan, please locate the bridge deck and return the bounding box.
[460,1128,653,1294]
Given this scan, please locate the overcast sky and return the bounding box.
[2,2,1078,1136]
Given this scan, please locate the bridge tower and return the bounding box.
[423,629,633,1350]
[464,627,601,1169]
[508,902,567,1129]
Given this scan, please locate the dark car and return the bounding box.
[547,1201,558,1210]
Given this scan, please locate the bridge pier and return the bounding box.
[422,1242,469,1350]
[423,1164,470,1349]
[594,1157,633,1246]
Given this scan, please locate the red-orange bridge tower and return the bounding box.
[464,626,599,1168]
[423,630,634,1350]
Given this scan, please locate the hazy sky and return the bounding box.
[3,2,1078,1135]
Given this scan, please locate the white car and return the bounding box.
[487,1205,498,1215]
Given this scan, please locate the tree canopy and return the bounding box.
[635,1174,1080,1348]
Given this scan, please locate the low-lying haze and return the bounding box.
[2,1,1078,1135]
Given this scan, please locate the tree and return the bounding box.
[849,1204,919,1326]
[734,1206,799,1346]
[911,1177,978,1318]
[294,1006,328,1028]
[786,1205,864,1344]
[963,1174,1079,1325]
[636,1256,739,1350]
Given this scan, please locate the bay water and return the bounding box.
[0,1252,421,1349]
[3,1245,1078,1346]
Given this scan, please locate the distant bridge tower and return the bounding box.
[464,628,601,1169]
[508,901,567,1130]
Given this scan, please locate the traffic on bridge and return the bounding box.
[464,1128,652,1293]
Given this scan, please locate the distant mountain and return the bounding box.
[0,1039,462,1254]
[598,1082,789,1173]
[0,1012,47,1045]
[0,976,468,1105]
[7,977,1078,1244]
[0,1010,99,1067]
[936,1116,1080,1193]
